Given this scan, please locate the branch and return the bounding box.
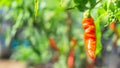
[29,39,41,57]
[66,11,72,41]
[65,5,77,11]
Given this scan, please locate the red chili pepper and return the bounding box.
[67,50,74,68]
[49,38,59,51]
[82,17,96,59]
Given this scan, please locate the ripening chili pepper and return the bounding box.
[109,20,119,47]
[49,38,59,51]
[82,17,96,59]
[109,21,115,31]
[70,38,77,48]
[67,49,74,68]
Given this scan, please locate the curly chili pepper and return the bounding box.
[82,17,96,59]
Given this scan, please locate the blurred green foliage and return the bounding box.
[0,0,120,68]
[0,0,84,67]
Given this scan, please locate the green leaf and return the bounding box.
[116,0,120,8]
[97,7,106,15]
[107,0,115,12]
[74,0,88,5]
[109,2,115,12]
[0,0,12,7]
[95,13,106,55]
[115,11,120,21]
[74,0,88,12]
[102,1,107,11]
[89,0,96,8]
[76,5,87,12]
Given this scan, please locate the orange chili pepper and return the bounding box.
[109,21,115,31]
[82,17,96,59]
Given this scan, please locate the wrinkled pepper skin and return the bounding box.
[82,17,96,59]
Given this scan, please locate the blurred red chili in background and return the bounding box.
[67,49,74,68]
[49,38,59,51]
